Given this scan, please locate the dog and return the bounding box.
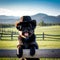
[16,16,39,60]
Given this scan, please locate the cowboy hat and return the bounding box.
[16,16,36,30]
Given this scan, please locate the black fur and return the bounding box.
[17,34,39,60]
[16,17,39,60]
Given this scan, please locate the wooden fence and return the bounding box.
[0,30,60,58]
[0,31,60,40]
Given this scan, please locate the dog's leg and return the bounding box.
[30,47,35,56]
[17,46,23,58]
[29,44,40,60]
[30,45,35,56]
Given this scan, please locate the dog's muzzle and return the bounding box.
[22,30,33,38]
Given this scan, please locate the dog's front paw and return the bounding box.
[30,48,35,56]
[17,48,23,58]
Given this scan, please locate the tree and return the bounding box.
[38,20,45,26]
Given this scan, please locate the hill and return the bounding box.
[0,15,19,24]
[0,13,60,24]
[31,13,60,24]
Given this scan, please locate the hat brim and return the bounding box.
[16,20,36,29]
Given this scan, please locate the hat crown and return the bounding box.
[23,16,32,22]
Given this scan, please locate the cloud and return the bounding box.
[0,8,14,16]
[0,8,38,16]
[0,8,60,16]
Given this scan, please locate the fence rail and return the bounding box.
[0,49,60,58]
[0,31,60,40]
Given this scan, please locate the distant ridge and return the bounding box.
[31,13,60,23]
[0,13,60,24]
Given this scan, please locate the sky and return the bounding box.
[0,0,60,16]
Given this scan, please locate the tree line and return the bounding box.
[38,20,60,26]
[0,20,60,28]
[0,24,15,28]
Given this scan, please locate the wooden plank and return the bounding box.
[0,49,60,58]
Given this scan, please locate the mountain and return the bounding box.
[31,13,60,24]
[0,13,60,24]
[0,15,19,24]
[31,13,48,23]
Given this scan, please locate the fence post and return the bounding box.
[11,31,13,40]
[0,33,2,40]
[43,32,44,40]
[0,33,1,40]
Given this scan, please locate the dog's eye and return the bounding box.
[17,25,22,31]
[19,26,22,30]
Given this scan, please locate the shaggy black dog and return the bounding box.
[16,16,39,60]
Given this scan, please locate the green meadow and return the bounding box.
[0,40,60,49]
[0,25,60,60]
[0,25,60,49]
[35,25,60,34]
[0,58,60,60]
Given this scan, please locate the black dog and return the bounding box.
[16,16,39,60]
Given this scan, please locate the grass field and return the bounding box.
[35,25,60,34]
[0,58,60,60]
[0,25,60,60]
[0,40,60,49]
[0,25,60,41]
[1,25,60,34]
[0,25,60,49]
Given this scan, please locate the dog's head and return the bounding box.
[16,16,36,38]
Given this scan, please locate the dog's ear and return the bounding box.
[15,21,20,30]
[31,20,36,29]
[15,21,22,31]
